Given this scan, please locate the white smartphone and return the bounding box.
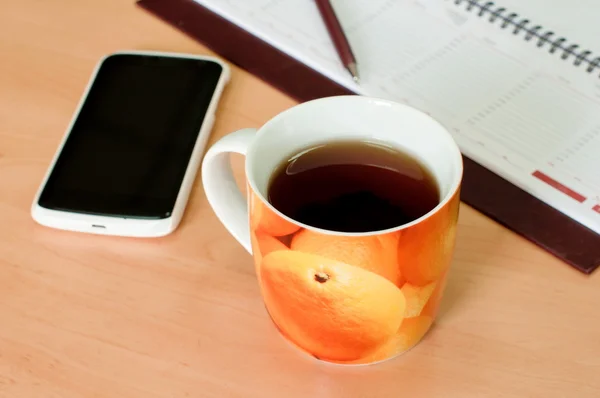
[31,50,230,237]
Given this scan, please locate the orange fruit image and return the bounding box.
[397,193,459,286]
[250,230,289,273]
[251,194,300,237]
[401,281,437,318]
[290,230,401,286]
[260,250,406,361]
[389,315,433,354]
[256,231,289,257]
[337,315,433,364]
[421,272,449,318]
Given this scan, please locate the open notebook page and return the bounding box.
[194,0,600,234]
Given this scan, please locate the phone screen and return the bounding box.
[38,54,223,219]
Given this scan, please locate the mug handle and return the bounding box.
[201,128,257,254]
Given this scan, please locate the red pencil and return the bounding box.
[314,0,359,82]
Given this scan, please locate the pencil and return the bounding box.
[314,0,359,83]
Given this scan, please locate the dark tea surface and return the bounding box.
[267,140,440,232]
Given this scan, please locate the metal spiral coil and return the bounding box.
[451,0,600,76]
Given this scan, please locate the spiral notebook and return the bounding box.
[138,0,600,273]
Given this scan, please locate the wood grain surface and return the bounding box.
[0,1,599,397]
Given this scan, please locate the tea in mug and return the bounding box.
[267,140,440,232]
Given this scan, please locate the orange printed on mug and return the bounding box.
[202,96,463,365]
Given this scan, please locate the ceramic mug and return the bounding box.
[201,96,463,365]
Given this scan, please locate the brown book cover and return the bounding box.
[137,0,600,274]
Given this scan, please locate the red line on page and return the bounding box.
[532,170,587,203]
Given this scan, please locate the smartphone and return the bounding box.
[31,51,230,237]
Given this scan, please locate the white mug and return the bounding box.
[201,95,463,364]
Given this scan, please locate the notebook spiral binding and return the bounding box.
[451,0,600,77]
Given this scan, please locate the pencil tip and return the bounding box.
[347,62,359,83]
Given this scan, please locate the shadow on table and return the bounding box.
[434,207,505,320]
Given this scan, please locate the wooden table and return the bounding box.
[1,1,599,397]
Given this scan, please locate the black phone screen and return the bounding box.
[38,54,223,219]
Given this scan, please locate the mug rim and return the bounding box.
[245,95,464,237]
